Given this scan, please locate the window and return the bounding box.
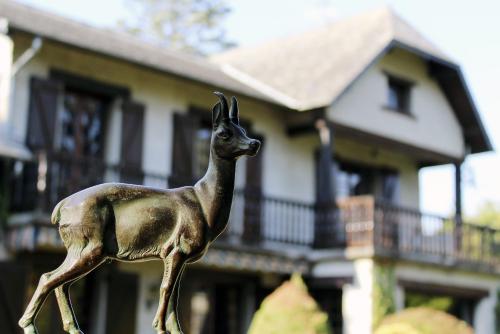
[334,163,373,199]
[387,75,412,114]
[60,90,107,157]
[58,89,109,194]
[333,161,399,203]
[193,125,211,178]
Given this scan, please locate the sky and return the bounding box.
[15,0,500,218]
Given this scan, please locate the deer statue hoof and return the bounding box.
[21,324,38,334]
[165,313,182,334]
[69,330,84,334]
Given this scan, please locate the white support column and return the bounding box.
[89,272,110,334]
[136,272,161,334]
[104,98,123,182]
[395,284,405,311]
[473,290,496,334]
[0,20,13,136]
[342,259,374,334]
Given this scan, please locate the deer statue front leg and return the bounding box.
[153,251,185,334]
[165,264,186,333]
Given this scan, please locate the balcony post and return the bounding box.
[454,160,463,254]
[313,119,340,248]
[454,161,463,223]
[243,135,264,243]
[0,21,13,137]
[35,151,49,212]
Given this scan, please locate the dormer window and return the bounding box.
[386,75,412,114]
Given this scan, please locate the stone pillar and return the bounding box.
[454,161,463,223]
[104,99,123,183]
[394,284,405,311]
[454,161,463,252]
[473,289,496,334]
[0,19,13,135]
[342,259,374,334]
[89,270,110,334]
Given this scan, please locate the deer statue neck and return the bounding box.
[194,149,236,239]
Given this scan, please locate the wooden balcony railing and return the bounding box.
[4,154,500,273]
[344,199,500,272]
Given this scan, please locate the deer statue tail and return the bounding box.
[51,199,65,225]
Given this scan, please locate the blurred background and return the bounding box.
[0,0,499,333]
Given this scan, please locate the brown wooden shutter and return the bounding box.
[26,77,62,151]
[243,135,264,242]
[120,101,145,184]
[24,77,62,211]
[170,112,198,187]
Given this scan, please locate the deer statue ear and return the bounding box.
[212,102,222,128]
[214,91,230,122]
[230,96,239,124]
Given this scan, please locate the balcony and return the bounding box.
[4,154,500,273]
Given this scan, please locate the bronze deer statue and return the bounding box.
[19,92,261,334]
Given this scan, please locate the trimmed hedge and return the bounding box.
[375,307,473,334]
[248,274,332,334]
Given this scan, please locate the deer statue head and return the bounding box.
[211,92,261,160]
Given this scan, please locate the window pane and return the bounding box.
[387,77,410,113]
[61,92,105,156]
[388,85,400,110]
[194,128,211,178]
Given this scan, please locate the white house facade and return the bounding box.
[0,1,497,334]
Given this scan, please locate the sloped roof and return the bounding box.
[0,1,491,153]
[212,7,452,110]
[0,0,281,105]
[213,7,491,153]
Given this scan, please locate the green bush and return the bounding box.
[372,263,396,329]
[247,273,332,334]
[375,307,473,334]
[405,292,453,312]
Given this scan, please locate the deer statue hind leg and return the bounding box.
[55,282,83,334]
[153,251,186,334]
[19,241,106,333]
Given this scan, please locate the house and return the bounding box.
[0,1,498,333]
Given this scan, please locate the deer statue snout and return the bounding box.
[247,139,261,156]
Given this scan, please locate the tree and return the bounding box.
[119,0,235,55]
[469,202,500,228]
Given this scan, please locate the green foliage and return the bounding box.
[372,263,396,329]
[375,307,473,334]
[405,292,453,312]
[119,0,235,55]
[469,201,500,228]
[248,273,332,334]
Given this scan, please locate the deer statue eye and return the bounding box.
[218,131,231,140]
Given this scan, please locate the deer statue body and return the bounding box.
[19,93,261,334]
